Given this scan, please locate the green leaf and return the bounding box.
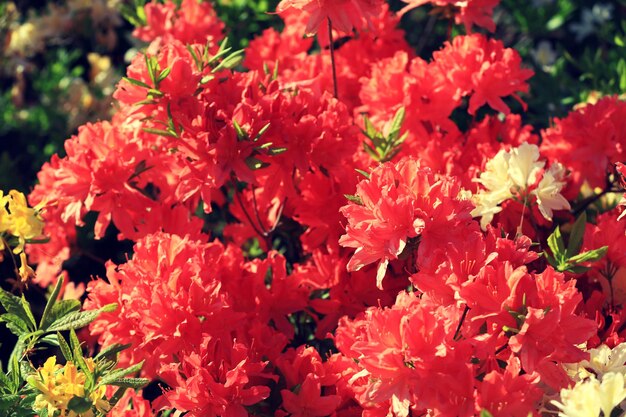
[0,365,11,391]
[67,396,93,413]
[104,377,150,389]
[355,169,370,179]
[362,115,376,139]
[157,67,172,83]
[566,265,591,274]
[39,275,64,330]
[568,246,608,264]
[0,289,35,332]
[253,123,271,142]
[232,120,247,140]
[567,212,587,257]
[142,127,178,138]
[47,303,117,332]
[20,296,36,331]
[0,394,20,410]
[0,314,31,336]
[69,329,92,385]
[45,300,81,330]
[267,147,287,156]
[388,107,406,139]
[96,361,144,388]
[122,77,151,89]
[94,343,132,362]
[57,333,73,362]
[212,49,244,72]
[480,410,494,417]
[344,194,363,205]
[547,226,565,261]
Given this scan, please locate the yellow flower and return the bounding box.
[27,356,111,417]
[4,190,45,254]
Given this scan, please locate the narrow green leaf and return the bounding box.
[253,123,271,141]
[157,67,172,83]
[567,212,587,257]
[122,77,151,89]
[95,343,132,362]
[363,115,376,139]
[142,127,178,138]
[232,120,247,140]
[344,194,363,205]
[39,275,64,330]
[105,377,150,389]
[96,361,144,388]
[70,329,92,385]
[388,107,406,139]
[57,333,73,362]
[480,410,494,417]
[267,147,288,156]
[568,246,608,264]
[355,169,370,179]
[20,296,36,330]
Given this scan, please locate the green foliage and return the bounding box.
[214,0,282,50]
[544,213,608,273]
[362,107,408,163]
[0,276,147,417]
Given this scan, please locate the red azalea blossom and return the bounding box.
[276,0,385,35]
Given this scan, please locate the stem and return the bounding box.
[453,305,469,341]
[327,18,338,99]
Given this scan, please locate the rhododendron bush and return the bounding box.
[2,0,626,416]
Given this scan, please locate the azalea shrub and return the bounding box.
[1,0,626,416]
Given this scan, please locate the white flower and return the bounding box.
[507,143,544,189]
[579,343,626,380]
[471,143,567,230]
[531,162,570,221]
[552,373,626,417]
[475,149,514,202]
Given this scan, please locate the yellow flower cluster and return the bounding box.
[0,189,46,281]
[27,357,110,417]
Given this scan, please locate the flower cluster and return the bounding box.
[8,0,626,416]
[27,357,110,417]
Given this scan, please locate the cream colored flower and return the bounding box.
[551,373,626,417]
[471,143,570,230]
[507,142,545,189]
[531,162,570,221]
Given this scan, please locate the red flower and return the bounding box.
[281,374,341,417]
[340,157,475,289]
[433,34,533,115]
[276,0,385,35]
